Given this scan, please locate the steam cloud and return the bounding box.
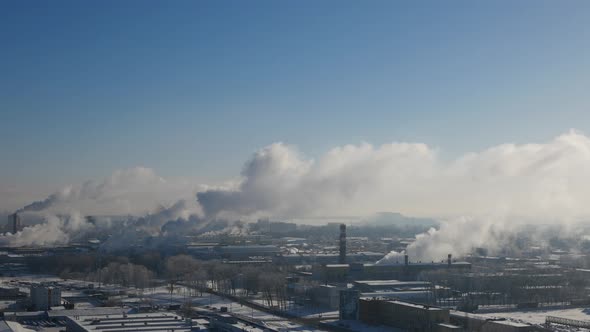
[0,213,95,247]
[1,167,202,248]
[17,167,197,216]
[198,130,590,220]
[5,130,590,255]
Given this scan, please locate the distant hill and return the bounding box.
[361,212,438,228]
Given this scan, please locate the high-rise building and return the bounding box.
[339,224,347,264]
[30,284,61,310]
[6,213,22,234]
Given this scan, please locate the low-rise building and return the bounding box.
[64,312,208,332]
[313,260,472,283]
[359,299,450,330]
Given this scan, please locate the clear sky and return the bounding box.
[2,0,590,190]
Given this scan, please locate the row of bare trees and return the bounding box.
[86,262,155,289]
[67,253,290,309]
[164,255,288,308]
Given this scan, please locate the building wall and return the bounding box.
[314,262,471,283]
[311,285,342,309]
[359,299,450,331]
[49,287,61,307]
[30,285,61,310]
[6,213,22,234]
[339,290,360,320]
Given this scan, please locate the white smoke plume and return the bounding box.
[0,200,204,249]
[198,130,590,220]
[376,216,515,264]
[2,167,203,247]
[16,167,198,217]
[7,130,590,254]
[197,141,436,219]
[197,130,590,261]
[0,213,95,247]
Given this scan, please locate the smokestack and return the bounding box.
[447,253,452,267]
[404,254,409,266]
[339,224,346,264]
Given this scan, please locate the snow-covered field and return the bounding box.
[476,306,590,329]
[140,286,321,331]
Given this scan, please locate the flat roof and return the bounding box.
[365,261,471,267]
[67,312,204,332]
[494,321,531,327]
[389,300,444,311]
[48,307,130,318]
[364,299,445,311]
[438,323,462,329]
[354,280,430,286]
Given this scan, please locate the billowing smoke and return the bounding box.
[377,216,515,264]
[197,131,590,261]
[17,192,62,213]
[7,130,590,254]
[197,141,435,219]
[99,200,205,251]
[198,130,590,220]
[1,167,202,247]
[0,200,205,249]
[376,214,585,263]
[0,213,96,247]
[16,167,197,216]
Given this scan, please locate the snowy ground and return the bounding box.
[476,305,590,331]
[1,276,326,331]
[140,286,323,331]
[248,298,338,319]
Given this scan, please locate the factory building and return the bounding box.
[274,252,384,265]
[359,298,451,331]
[217,245,280,259]
[30,284,61,310]
[352,279,452,305]
[187,244,280,260]
[353,279,432,292]
[313,256,471,283]
[310,285,344,309]
[64,312,209,332]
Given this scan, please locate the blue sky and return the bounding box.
[2,0,590,188]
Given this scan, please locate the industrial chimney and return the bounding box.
[404,254,409,266]
[447,254,452,267]
[339,224,346,264]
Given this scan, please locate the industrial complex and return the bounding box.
[1,214,590,331]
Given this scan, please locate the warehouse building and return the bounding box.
[359,298,450,331]
[64,312,208,332]
[313,259,471,283]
